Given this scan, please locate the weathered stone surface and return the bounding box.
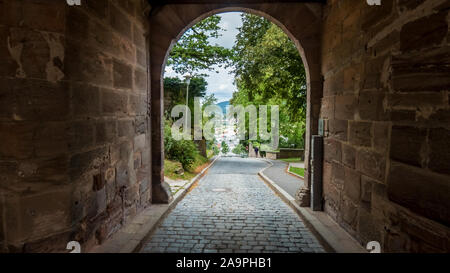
[102,89,128,115]
[1,79,69,121]
[335,95,356,120]
[69,122,95,151]
[373,123,389,154]
[341,198,358,229]
[356,149,386,181]
[390,126,426,167]
[360,175,374,204]
[388,162,450,226]
[110,4,132,40]
[96,120,117,144]
[0,26,18,78]
[118,120,135,138]
[362,57,387,90]
[320,96,335,119]
[387,93,445,109]
[0,0,22,27]
[391,52,450,92]
[34,122,68,158]
[332,162,345,186]
[134,69,147,92]
[0,122,35,160]
[136,48,147,67]
[152,182,173,204]
[389,110,416,122]
[323,72,343,96]
[361,0,393,32]
[398,0,426,11]
[328,119,348,141]
[85,0,109,19]
[22,231,72,253]
[324,138,342,163]
[116,161,130,188]
[357,205,381,244]
[69,148,109,181]
[0,0,151,253]
[129,94,148,116]
[66,7,90,42]
[72,83,100,117]
[400,11,448,52]
[428,128,450,175]
[133,25,146,50]
[349,121,372,147]
[21,1,66,33]
[320,0,450,253]
[113,60,133,89]
[342,143,356,168]
[397,210,450,253]
[344,167,361,203]
[65,41,113,86]
[4,189,72,245]
[358,91,387,121]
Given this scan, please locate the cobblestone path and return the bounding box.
[141,157,325,253]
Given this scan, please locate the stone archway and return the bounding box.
[148,2,324,205]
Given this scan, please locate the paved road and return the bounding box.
[263,160,303,198]
[141,157,324,253]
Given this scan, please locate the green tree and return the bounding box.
[221,141,229,154]
[167,16,234,75]
[232,14,306,121]
[231,14,307,149]
[164,76,208,117]
[232,144,246,155]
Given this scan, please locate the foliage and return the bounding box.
[289,166,305,177]
[221,141,230,154]
[230,14,307,149]
[281,158,303,163]
[164,76,208,117]
[232,14,306,119]
[164,154,209,182]
[232,144,246,155]
[212,145,220,155]
[167,16,234,75]
[164,119,199,169]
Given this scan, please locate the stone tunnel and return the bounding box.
[0,0,449,253]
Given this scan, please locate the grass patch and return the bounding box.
[281,158,302,163]
[164,154,210,181]
[289,166,305,177]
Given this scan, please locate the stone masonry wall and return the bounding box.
[321,0,450,252]
[0,0,151,252]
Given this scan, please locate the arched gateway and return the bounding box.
[147,2,324,205]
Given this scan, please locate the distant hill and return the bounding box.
[216,101,230,115]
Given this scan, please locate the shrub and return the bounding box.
[164,120,199,169]
[232,144,246,155]
[221,142,229,154]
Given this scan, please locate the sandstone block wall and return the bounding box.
[321,0,450,253]
[0,0,151,252]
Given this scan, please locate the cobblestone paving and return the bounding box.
[141,157,325,253]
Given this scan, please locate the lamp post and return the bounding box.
[184,74,191,132]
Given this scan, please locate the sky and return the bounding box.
[164,12,244,103]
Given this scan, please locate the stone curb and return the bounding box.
[90,156,221,253]
[258,159,367,254]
